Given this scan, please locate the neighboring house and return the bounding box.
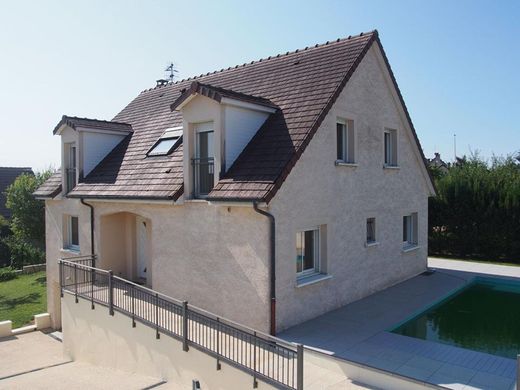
[427,152,449,174]
[0,167,34,220]
[35,30,435,334]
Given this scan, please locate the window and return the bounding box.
[336,119,355,163]
[384,129,398,166]
[366,218,376,244]
[65,143,77,193]
[296,228,320,278]
[64,215,79,251]
[403,213,418,248]
[193,122,215,198]
[147,127,182,156]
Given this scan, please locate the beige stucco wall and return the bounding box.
[45,198,271,332]
[270,45,432,331]
[61,293,275,389]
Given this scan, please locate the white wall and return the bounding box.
[270,45,432,331]
[82,131,126,176]
[223,105,270,170]
[62,293,276,389]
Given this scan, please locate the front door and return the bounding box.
[136,216,148,280]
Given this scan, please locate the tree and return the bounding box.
[2,170,53,268]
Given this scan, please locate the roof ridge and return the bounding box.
[140,30,378,94]
[62,115,131,126]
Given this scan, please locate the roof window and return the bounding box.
[147,127,182,156]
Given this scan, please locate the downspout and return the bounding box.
[253,201,276,336]
[80,198,95,268]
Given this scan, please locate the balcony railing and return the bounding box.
[59,259,303,390]
[192,157,214,198]
[65,167,77,193]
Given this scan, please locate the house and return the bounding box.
[35,30,435,336]
[427,152,449,174]
[0,167,34,220]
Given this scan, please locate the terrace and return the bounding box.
[280,258,520,390]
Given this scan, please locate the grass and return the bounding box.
[0,271,46,328]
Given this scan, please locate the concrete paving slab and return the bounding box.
[279,259,520,390]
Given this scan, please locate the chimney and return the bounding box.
[156,79,169,87]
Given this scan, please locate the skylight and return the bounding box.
[148,137,179,156]
[147,127,182,156]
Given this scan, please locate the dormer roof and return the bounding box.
[53,115,133,135]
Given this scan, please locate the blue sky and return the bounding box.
[0,0,518,171]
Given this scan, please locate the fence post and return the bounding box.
[59,261,63,298]
[90,268,95,310]
[216,317,221,370]
[296,344,304,390]
[182,301,189,351]
[155,293,160,339]
[108,270,114,316]
[253,331,258,388]
[74,263,78,303]
[131,285,136,328]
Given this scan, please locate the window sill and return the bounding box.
[296,273,332,288]
[61,247,80,254]
[335,160,358,168]
[402,245,420,253]
[184,198,209,203]
[365,241,379,248]
[383,165,400,170]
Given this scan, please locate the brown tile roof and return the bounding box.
[53,115,133,135]
[171,81,278,111]
[32,171,61,199]
[1,167,34,218]
[39,30,432,201]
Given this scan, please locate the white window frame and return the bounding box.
[336,119,355,164]
[384,128,398,167]
[366,217,376,245]
[64,215,80,252]
[296,227,320,279]
[403,213,418,248]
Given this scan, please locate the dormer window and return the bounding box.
[147,127,182,156]
[65,143,77,193]
[192,122,214,198]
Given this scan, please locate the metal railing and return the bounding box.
[192,157,214,198]
[60,254,96,267]
[65,167,77,193]
[59,259,303,389]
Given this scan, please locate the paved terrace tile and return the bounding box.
[279,258,520,390]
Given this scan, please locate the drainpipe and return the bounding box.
[80,198,95,268]
[253,201,276,336]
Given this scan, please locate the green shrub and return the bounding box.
[2,236,45,269]
[0,266,17,282]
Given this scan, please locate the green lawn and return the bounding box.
[0,271,46,328]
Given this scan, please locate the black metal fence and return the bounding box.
[59,259,303,390]
[192,157,214,198]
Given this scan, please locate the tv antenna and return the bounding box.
[165,62,178,83]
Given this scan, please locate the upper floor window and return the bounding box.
[296,228,320,278]
[366,217,376,245]
[192,122,214,198]
[65,143,77,193]
[147,127,182,156]
[64,215,79,251]
[384,129,398,167]
[336,119,355,163]
[403,213,418,248]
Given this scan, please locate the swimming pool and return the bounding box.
[391,277,520,359]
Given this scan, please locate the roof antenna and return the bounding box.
[156,62,178,87]
[453,133,457,162]
[165,62,178,83]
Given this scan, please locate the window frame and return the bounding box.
[296,227,320,279]
[366,217,376,245]
[147,136,180,156]
[336,118,355,164]
[64,215,80,252]
[384,128,398,167]
[403,213,418,248]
